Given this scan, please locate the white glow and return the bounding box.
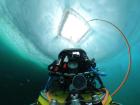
[61,13,89,42]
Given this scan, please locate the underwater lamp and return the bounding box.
[59,9,90,43]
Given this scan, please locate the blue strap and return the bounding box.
[90,67,107,76]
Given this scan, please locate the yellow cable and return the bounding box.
[88,19,132,96]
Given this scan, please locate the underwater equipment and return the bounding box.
[35,49,122,105]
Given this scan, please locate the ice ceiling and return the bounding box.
[1,0,139,65]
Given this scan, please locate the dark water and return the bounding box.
[0,41,47,105]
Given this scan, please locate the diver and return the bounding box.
[35,48,123,105]
[43,48,107,105]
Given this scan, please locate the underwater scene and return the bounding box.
[0,0,140,105]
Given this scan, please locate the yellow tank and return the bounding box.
[37,88,113,105]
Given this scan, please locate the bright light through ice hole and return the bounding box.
[61,13,89,42]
